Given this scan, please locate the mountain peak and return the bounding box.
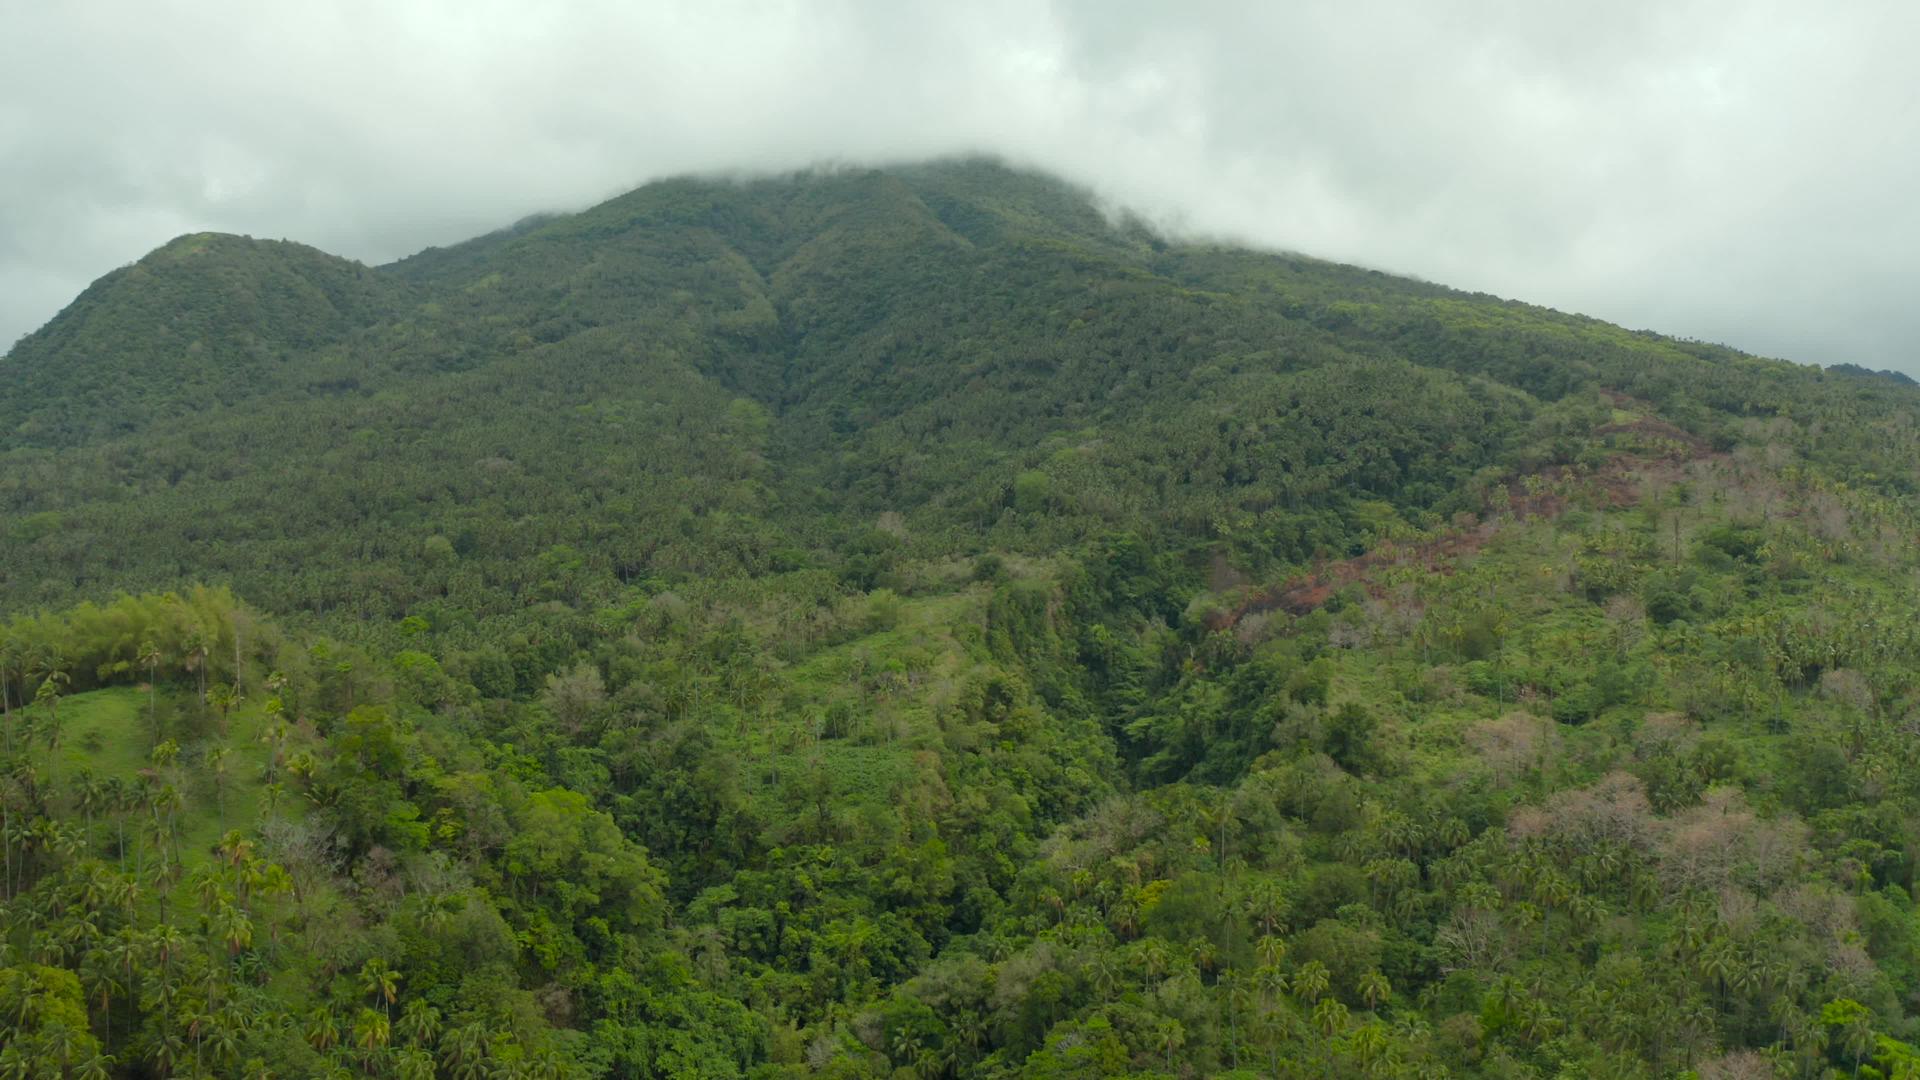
[1,231,408,446]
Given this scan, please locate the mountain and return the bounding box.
[7,160,1913,627]
[5,159,1920,1077]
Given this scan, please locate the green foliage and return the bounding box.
[4,158,1920,1077]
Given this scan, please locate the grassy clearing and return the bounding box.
[30,684,302,871]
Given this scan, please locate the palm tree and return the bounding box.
[353,1006,392,1069]
[1086,951,1123,996]
[440,1021,490,1079]
[137,640,163,745]
[258,714,289,782]
[207,683,240,737]
[146,1027,188,1078]
[149,738,179,769]
[259,781,286,821]
[60,907,101,961]
[144,923,187,984]
[398,999,442,1047]
[73,770,106,838]
[1311,997,1350,1037]
[418,891,461,936]
[148,783,184,870]
[216,829,253,869]
[396,1048,437,1080]
[1293,959,1331,1003]
[1155,1017,1185,1071]
[207,746,232,814]
[1216,969,1253,1069]
[304,1007,340,1052]
[204,1007,245,1067]
[1358,970,1392,1010]
[1347,1021,1390,1072]
[100,777,130,866]
[78,946,121,1036]
[362,958,401,1022]
[106,927,141,1003]
[182,630,210,708]
[212,901,253,955]
[1189,938,1219,980]
[33,662,70,757]
[39,1025,81,1076]
[1137,938,1170,980]
[1242,878,1288,937]
[1255,963,1289,1012]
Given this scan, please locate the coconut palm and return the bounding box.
[32,661,70,756]
[1359,970,1392,1010]
[362,958,401,1021]
[398,999,442,1047]
[353,1006,392,1069]
[207,682,240,737]
[207,746,232,814]
[137,639,163,745]
[1293,959,1331,1003]
[305,1006,340,1051]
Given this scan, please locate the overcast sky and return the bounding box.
[4,1,1919,372]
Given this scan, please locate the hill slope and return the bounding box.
[5,159,1920,1079]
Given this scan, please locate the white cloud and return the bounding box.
[3,0,1917,372]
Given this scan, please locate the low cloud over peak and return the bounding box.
[5,0,1917,373]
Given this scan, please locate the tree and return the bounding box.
[208,745,232,815]
[0,637,22,721]
[31,656,70,756]
[138,639,163,745]
[362,958,400,1022]
[1823,999,1876,1078]
[398,999,441,1047]
[1312,997,1350,1037]
[1358,970,1391,1010]
[208,682,240,737]
[305,1007,340,1052]
[353,1006,391,1068]
[182,629,210,707]
[1154,1017,1185,1071]
[1293,960,1331,1003]
[541,663,606,736]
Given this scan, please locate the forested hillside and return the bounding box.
[4,159,1920,1078]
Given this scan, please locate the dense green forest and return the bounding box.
[5,158,1920,1078]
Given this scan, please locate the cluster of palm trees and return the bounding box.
[0,643,71,758]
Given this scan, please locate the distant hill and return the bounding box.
[2,233,412,445]
[1828,361,1918,386]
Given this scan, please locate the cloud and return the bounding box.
[3,0,1917,372]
